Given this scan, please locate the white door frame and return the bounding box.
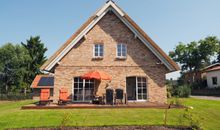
[72,77,95,102]
[127,76,147,102]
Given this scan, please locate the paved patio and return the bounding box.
[21,102,182,109]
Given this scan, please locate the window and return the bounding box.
[94,44,103,58]
[212,77,218,85]
[117,43,127,58]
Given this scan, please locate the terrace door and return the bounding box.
[126,77,147,101]
[73,77,94,102]
[126,77,136,100]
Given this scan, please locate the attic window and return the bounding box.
[116,43,127,59]
[93,44,104,58]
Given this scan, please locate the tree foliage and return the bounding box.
[169,36,220,72]
[0,36,47,93]
[21,36,47,86]
[0,43,30,93]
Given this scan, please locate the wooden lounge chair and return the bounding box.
[58,88,71,105]
[39,89,51,105]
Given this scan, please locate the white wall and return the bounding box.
[206,70,220,88]
[166,70,180,80]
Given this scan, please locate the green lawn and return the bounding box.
[0,98,219,130]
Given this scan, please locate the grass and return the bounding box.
[0,98,219,130]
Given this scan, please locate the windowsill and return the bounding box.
[116,57,127,60]
[92,57,103,60]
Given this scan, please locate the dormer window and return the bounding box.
[93,44,103,58]
[117,43,127,59]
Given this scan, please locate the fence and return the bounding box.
[0,93,33,100]
[192,89,220,96]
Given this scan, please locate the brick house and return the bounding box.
[39,1,179,104]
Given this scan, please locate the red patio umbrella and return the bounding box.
[81,70,112,80]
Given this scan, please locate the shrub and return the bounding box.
[0,93,33,100]
[176,85,191,98]
[169,98,183,107]
[169,85,191,98]
[179,107,203,130]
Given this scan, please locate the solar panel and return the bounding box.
[38,77,54,86]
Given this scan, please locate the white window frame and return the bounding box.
[116,43,127,59]
[93,44,104,58]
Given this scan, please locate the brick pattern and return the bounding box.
[53,12,169,103]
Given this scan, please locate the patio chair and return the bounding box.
[106,88,114,105]
[115,88,124,105]
[58,88,71,105]
[39,89,51,105]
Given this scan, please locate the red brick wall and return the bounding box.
[53,12,169,103]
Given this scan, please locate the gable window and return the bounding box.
[212,77,218,85]
[117,43,127,59]
[94,44,103,58]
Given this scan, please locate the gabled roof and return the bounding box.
[41,1,180,72]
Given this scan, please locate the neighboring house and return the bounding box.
[31,75,54,100]
[182,63,220,88]
[203,63,220,88]
[38,1,179,104]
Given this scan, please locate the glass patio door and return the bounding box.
[136,77,147,101]
[126,77,147,101]
[73,77,94,102]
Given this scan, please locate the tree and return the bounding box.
[21,36,47,91]
[169,36,219,85]
[169,36,219,72]
[0,43,29,93]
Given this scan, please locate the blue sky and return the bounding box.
[1,0,220,79]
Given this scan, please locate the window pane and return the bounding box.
[137,77,141,82]
[117,48,121,53]
[100,45,103,50]
[138,88,142,93]
[143,88,147,93]
[122,45,126,52]
[143,94,147,99]
[138,94,142,99]
[142,78,146,82]
[79,78,83,82]
[117,44,121,50]
[74,77,79,82]
[138,83,142,87]
[95,44,99,48]
[95,47,98,52]
[74,83,78,89]
[142,83,146,88]
[122,51,126,57]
